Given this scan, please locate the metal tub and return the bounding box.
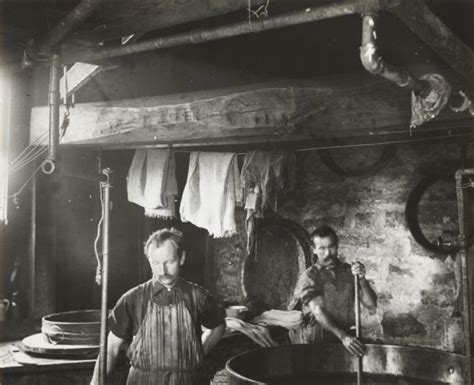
[41,309,101,345]
[226,344,469,384]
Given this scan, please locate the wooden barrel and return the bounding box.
[242,217,312,313]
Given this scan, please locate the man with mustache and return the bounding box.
[290,226,377,356]
[90,228,225,385]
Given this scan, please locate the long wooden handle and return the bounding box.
[355,274,362,385]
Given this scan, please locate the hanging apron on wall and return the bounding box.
[126,293,206,385]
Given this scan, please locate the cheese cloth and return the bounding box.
[127,149,178,218]
[179,152,241,238]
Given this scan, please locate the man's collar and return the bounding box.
[152,277,185,295]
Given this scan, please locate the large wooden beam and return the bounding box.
[30,73,474,148]
[390,0,474,88]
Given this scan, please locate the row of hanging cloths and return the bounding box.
[241,151,295,253]
[127,150,242,238]
[126,149,294,241]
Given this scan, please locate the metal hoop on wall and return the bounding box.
[318,144,397,177]
[405,175,459,255]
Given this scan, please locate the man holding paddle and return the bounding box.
[290,226,377,356]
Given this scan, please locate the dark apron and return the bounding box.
[126,294,206,385]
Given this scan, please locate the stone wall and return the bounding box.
[214,141,470,353]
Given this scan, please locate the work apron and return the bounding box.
[126,293,206,385]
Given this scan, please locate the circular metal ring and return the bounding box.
[41,159,56,174]
[405,175,459,255]
[318,144,397,177]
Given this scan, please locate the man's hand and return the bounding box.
[341,334,366,356]
[351,262,366,279]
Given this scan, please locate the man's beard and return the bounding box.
[319,255,337,268]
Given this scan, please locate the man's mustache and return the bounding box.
[158,274,173,280]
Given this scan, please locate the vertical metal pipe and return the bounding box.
[99,168,112,385]
[29,173,37,317]
[455,168,474,384]
[49,54,60,160]
[354,275,362,385]
[42,53,61,175]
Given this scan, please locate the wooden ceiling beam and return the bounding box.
[29,74,474,149]
[390,0,474,87]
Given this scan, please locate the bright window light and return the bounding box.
[0,68,10,225]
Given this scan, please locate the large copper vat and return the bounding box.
[226,344,469,384]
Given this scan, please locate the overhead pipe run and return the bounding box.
[23,0,108,67]
[60,0,387,65]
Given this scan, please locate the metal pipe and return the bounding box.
[29,173,37,317]
[360,14,431,96]
[354,275,362,385]
[42,53,61,175]
[58,169,110,183]
[455,167,474,384]
[61,0,385,65]
[99,168,112,385]
[24,0,107,64]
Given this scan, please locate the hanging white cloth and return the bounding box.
[127,149,178,218]
[179,152,241,238]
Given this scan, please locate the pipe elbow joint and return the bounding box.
[455,168,474,180]
[360,44,383,75]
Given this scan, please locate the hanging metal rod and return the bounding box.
[41,53,61,175]
[60,0,391,65]
[455,167,474,384]
[99,167,113,385]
